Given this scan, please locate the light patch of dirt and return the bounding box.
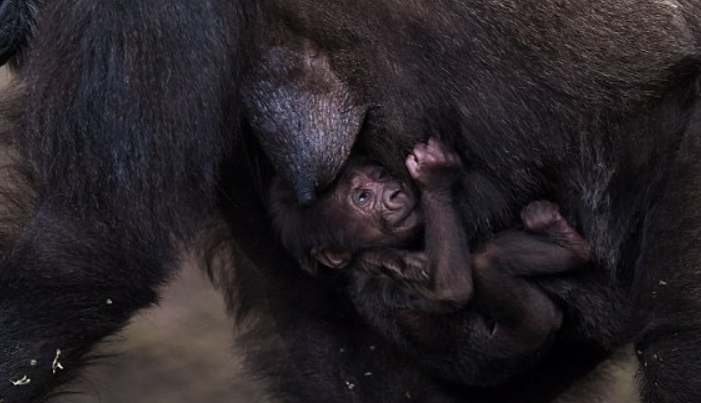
[68,262,270,403]
[0,67,9,85]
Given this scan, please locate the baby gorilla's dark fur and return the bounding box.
[270,139,591,385]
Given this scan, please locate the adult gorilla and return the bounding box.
[1,1,700,403]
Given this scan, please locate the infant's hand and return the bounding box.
[405,138,462,191]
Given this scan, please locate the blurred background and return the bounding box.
[67,259,270,403]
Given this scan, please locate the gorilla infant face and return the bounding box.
[327,161,422,250]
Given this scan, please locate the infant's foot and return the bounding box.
[521,201,563,234]
[521,200,591,261]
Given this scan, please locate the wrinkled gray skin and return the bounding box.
[1,0,701,402]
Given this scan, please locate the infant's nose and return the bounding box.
[384,187,405,210]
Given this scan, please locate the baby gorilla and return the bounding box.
[269,138,590,386]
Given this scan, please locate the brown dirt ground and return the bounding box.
[67,262,270,403]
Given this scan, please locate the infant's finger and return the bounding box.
[425,140,452,161]
[421,152,442,166]
[412,141,429,155]
[405,154,420,177]
[426,137,449,153]
[426,137,440,149]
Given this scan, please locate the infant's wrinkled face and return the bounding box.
[332,163,422,247]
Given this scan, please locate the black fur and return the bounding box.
[0,0,37,67]
[0,0,248,401]
[0,0,701,402]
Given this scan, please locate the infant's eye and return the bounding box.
[355,189,372,205]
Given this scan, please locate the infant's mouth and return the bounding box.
[388,204,418,228]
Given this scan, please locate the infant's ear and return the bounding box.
[311,246,352,269]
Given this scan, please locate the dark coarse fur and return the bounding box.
[233,2,701,402]
[0,0,250,401]
[0,0,37,67]
[1,0,701,403]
